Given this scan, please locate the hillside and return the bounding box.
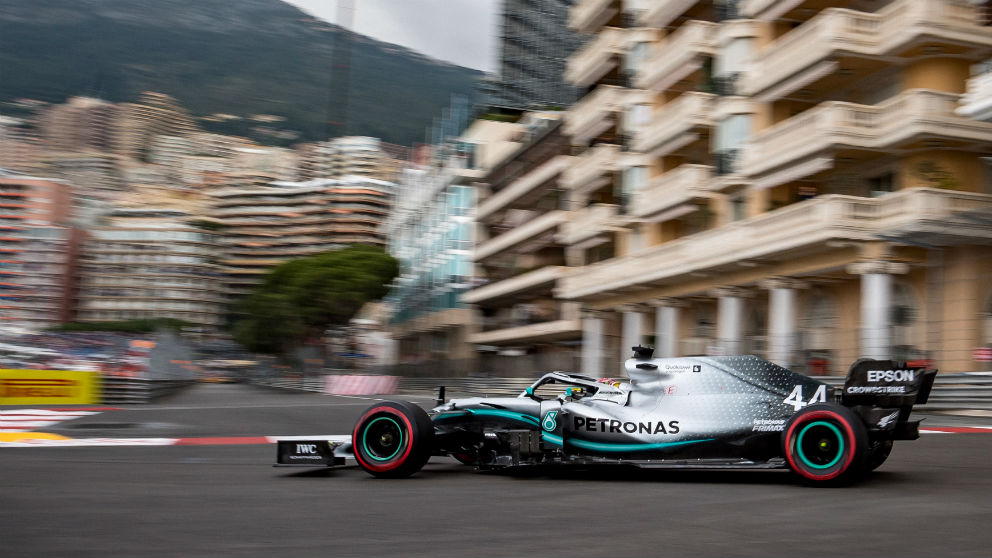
[0,0,482,146]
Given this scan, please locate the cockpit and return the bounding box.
[520,372,629,405]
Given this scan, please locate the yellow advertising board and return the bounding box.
[0,369,100,405]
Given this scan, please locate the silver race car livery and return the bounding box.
[277,346,936,486]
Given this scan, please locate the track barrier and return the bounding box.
[99,376,195,404]
[324,375,398,395]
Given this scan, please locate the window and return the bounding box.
[715,114,751,153]
[984,295,992,346]
[983,157,992,195]
[624,104,652,134]
[730,193,747,222]
[586,241,614,264]
[629,226,645,253]
[623,166,648,195]
[624,42,651,74]
[868,172,895,197]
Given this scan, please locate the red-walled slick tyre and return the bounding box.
[782,403,868,486]
[352,401,434,478]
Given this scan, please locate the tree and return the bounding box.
[233,245,398,354]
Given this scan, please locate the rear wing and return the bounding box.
[841,359,937,408]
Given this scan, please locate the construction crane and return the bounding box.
[327,0,356,139]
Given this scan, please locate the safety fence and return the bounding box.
[99,376,196,404]
[254,371,992,411]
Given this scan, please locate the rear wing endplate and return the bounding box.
[841,359,937,408]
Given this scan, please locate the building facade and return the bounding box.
[74,208,224,328]
[465,113,584,373]
[210,176,393,306]
[385,119,522,369]
[0,116,43,174]
[114,92,199,162]
[486,0,586,110]
[462,0,992,375]
[0,174,78,330]
[297,136,406,183]
[38,96,120,153]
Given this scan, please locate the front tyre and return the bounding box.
[782,403,868,486]
[352,401,435,478]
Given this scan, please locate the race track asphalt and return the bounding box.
[1,383,990,558]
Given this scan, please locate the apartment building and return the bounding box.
[475,0,992,375]
[0,117,43,174]
[386,120,522,368]
[114,92,199,162]
[210,181,338,302]
[210,176,394,304]
[0,174,79,330]
[149,133,297,185]
[297,136,405,183]
[16,226,82,328]
[464,113,584,373]
[486,0,586,110]
[75,208,224,328]
[41,151,124,198]
[37,96,120,153]
[327,177,392,247]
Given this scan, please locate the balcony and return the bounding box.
[557,203,624,247]
[741,0,992,100]
[569,0,618,34]
[738,89,992,186]
[470,301,582,345]
[740,0,811,21]
[635,21,717,92]
[632,92,715,156]
[477,156,573,221]
[462,266,568,304]
[561,144,620,196]
[474,210,568,262]
[565,27,625,88]
[958,70,992,122]
[469,318,583,346]
[630,164,714,221]
[557,188,992,301]
[565,85,626,146]
[639,0,704,29]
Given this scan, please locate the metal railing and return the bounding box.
[100,376,196,404]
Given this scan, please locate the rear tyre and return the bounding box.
[782,403,868,486]
[352,401,435,478]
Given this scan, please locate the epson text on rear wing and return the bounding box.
[842,359,937,408]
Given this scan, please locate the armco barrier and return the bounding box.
[100,376,195,404]
[254,372,992,410]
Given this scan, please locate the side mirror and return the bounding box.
[525,387,540,401]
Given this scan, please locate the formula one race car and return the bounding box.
[276,347,936,485]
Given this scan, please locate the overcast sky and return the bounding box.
[283,0,500,72]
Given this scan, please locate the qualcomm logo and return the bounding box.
[542,411,558,432]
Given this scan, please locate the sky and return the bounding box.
[282,0,500,73]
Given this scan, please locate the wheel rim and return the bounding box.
[362,416,405,461]
[796,420,845,470]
